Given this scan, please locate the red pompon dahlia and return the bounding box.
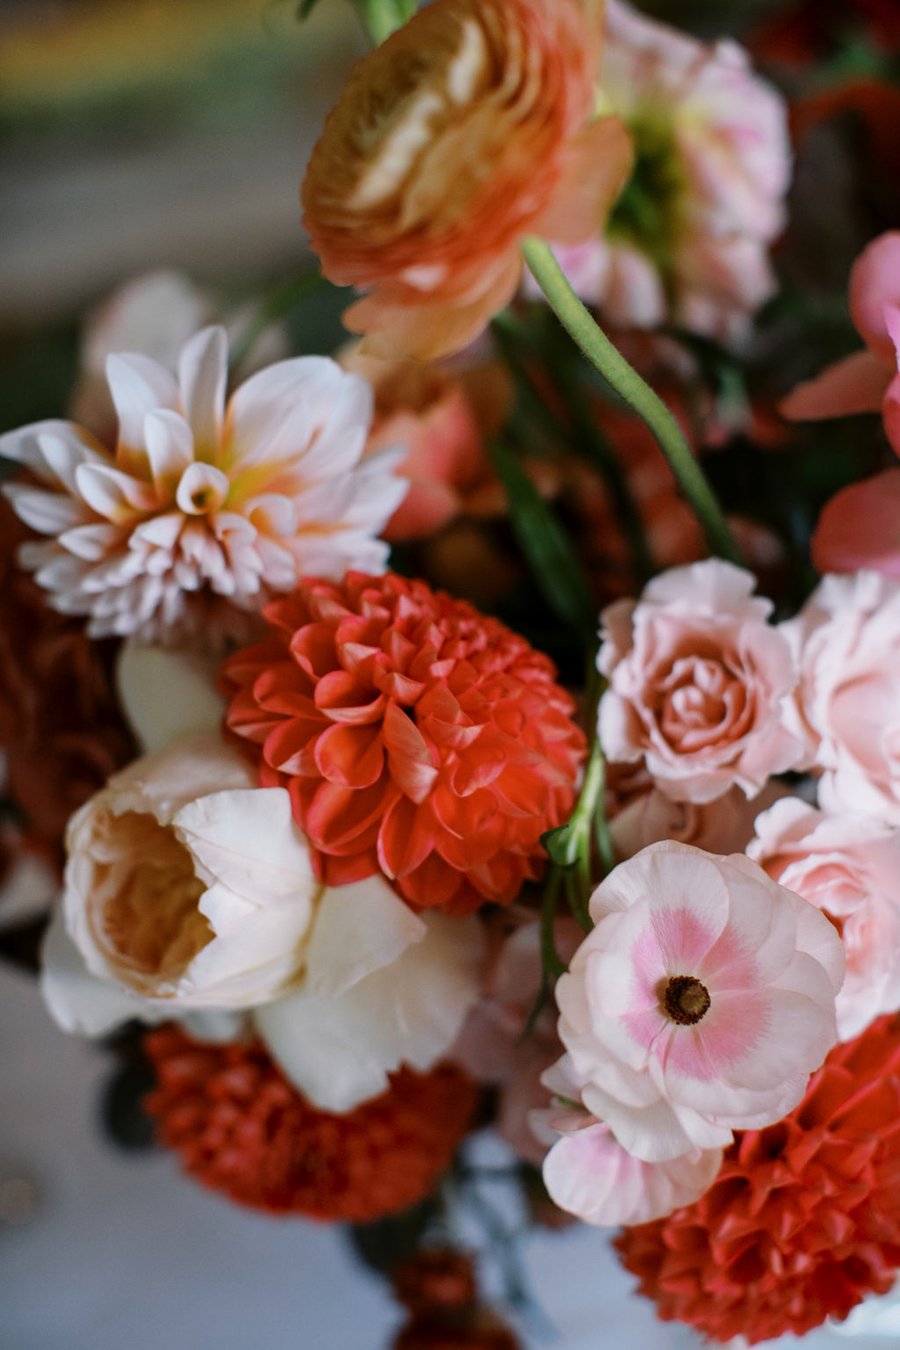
[390,1251,521,1349]
[143,1026,478,1222]
[615,1013,900,1345]
[221,572,586,914]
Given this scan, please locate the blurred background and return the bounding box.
[1,1,899,1346]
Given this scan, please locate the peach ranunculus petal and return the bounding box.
[301,0,627,359]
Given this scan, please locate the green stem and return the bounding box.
[354,0,414,44]
[521,237,743,566]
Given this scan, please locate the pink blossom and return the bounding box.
[552,842,843,1163]
[782,232,900,454]
[538,1059,722,1226]
[540,0,790,340]
[784,571,900,824]
[610,781,787,861]
[812,469,900,579]
[0,327,406,644]
[749,797,900,1039]
[598,559,806,803]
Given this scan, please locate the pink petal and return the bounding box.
[812,470,900,578]
[780,350,890,423]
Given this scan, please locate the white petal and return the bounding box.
[305,876,425,999]
[3,482,87,534]
[175,461,229,515]
[74,462,157,521]
[115,640,224,753]
[144,409,195,494]
[40,905,157,1035]
[0,419,102,485]
[228,356,351,468]
[106,351,179,449]
[178,326,227,450]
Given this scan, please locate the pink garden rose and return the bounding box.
[784,571,900,824]
[782,232,900,454]
[551,842,843,1163]
[749,797,900,1039]
[539,0,790,340]
[598,560,806,803]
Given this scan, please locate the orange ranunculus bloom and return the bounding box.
[301,0,631,360]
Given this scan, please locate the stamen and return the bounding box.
[663,974,711,1026]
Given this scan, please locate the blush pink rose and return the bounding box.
[551,841,843,1164]
[749,797,900,1039]
[784,571,900,824]
[782,232,900,454]
[598,559,806,803]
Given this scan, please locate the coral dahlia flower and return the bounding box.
[301,0,631,359]
[144,1026,477,1222]
[1,326,405,644]
[616,1012,900,1344]
[222,572,586,914]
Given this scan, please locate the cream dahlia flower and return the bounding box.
[1,326,406,644]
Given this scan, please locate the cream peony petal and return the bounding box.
[41,905,159,1035]
[304,877,425,998]
[115,640,224,754]
[173,786,318,901]
[255,911,483,1113]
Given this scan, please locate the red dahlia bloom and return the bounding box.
[616,1013,900,1344]
[143,1026,477,1222]
[222,572,585,914]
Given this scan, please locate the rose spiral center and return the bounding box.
[662,974,711,1026]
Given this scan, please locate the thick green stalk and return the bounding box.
[354,0,415,44]
[522,236,744,566]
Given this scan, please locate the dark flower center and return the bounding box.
[663,975,711,1026]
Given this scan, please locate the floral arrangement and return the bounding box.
[2,0,899,1344]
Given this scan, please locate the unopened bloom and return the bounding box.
[750,798,900,1039]
[598,559,806,803]
[43,730,482,1111]
[1,327,405,644]
[551,842,843,1163]
[782,232,900,454]
[543,0,790,340]
[784,571,900,824]
[222,572,586,915]
[301,0,631,359]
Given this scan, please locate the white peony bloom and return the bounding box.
[1,325,407,644]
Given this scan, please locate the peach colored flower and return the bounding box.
[1,327,406,644]
[749,797,900,1039]
[598,559,806,803]
[340,346,513,541]
[812,468,900,579]
[784,571,900,824]
[610,782,786,862]
[551,841,843,1163]
[222,572,586,915]
[539,0,790,340]
[782,232,900,454]
[301,0,631,359]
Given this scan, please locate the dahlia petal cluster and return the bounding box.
[543,0,790,339]
[222,571,586,914]
[616,1013,900,1344]
[301,0,631,358]
[1,326,406,643]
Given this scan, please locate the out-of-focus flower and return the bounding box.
[782,232,900,454]
[542,0,790,341]
[538,1056,722,1226]
[340,346,513,541]
[812,469,900,579]
[598,560,806,803]
[1,327,406,644]
[550,842,843,1163]
[750,798,900,1040]
[222,572,586,915]
[610,782,785,862]
[784,571,900,824]
[44,730,483,1110]
[750,0,900,66]
[144,1026,477,1222]
[301,0,631,359]
[0,497,134,869]
[390,1251,521,1350]
[615,1013,900,1344]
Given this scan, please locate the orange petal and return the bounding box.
[314,723,385,790]
[383,701,439,804]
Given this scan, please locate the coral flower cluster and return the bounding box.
[222,572,586,914]
[144,1026,477,1222]
[302,0,630,358]
[616,1013,900,1344]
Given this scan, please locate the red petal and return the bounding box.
[383,701,439,803]
[314,670,386,725]
[313,723,384,789]
[377,795,435,879]
[303,779,397,854]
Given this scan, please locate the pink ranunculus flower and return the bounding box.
[1,327,406,644]
[539,0,790,340]
[784,571,900,825]
[552,841,843,1163]
[598,559,806,803]
[781,232,900,454]
[537,1058,722,1226]
[812,468,900,579]
[749,797,900,1040]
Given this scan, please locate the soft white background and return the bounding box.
[2,952,899,1350]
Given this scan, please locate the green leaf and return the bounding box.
[540,824,578,869]
[489,441,596,641]
[296,0,324,18]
